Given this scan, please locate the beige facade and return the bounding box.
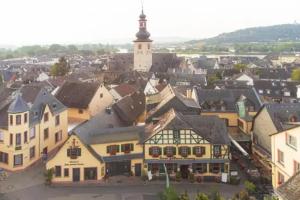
[134,41,152,72]
[201,112,256,127]
[271,126,300,189]
[0,106,68,171]
[67,84,113,121]
[47,134,104,183]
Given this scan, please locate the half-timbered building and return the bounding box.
[144,109,231,181]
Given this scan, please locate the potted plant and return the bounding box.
[44,168,54,185]
[188,173,195,183]
[175,171,181,182]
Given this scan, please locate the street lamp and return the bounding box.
[163,164,170,188]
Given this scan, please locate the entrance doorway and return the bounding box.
[135,163,142,176]
[180,165,189,179]
[73,168,80,182]
[106,161,131,176]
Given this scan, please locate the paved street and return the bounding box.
[0,163,244,200]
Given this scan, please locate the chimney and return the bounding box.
[297,85,300,99]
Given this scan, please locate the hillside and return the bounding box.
[189,24,300,44]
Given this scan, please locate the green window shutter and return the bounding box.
[192,147,196,155]
[178,147,182,155]
[106,146,110,153]
[201,147,206,155]
[116,145,120,152]
[187,147,191,155]
[77,148,81,156]
[67,149,70,157]
[163,147,167,155]
[173,147,176,155]
[121,144,125,152]
[130,144,134,151]
[149,147,153,156]
[158,147,162,155]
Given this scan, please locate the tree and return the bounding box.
[195,193,209,200]
[160,187,179,200]
[234,63,247,71]
[50,57,70,76]
[291,68,300,81]
[179,191,189,200]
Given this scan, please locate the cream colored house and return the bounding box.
[252,103,300,177]
[0,88,68,171]
[271,126,300,189]
[55,81,113,122]
[46,126,144,183]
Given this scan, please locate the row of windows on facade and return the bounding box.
[9,113,60,126]
[0,129,62,146]
[258,89,291,97]
[138,44,151,50]
[148,146,222,158]
[148,163,227,174]
[277,149,300,175]
[54,166,99,181]
[0,146,35,166]
[106,144,134,155]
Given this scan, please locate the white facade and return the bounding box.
[134,42,152,72]
[271,126,300,189]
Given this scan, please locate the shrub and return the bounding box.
[44,168,54,185]
[175,172,181,182]
[179,191,190,200]
[159,186,179,200]
[188,173,195,183]
[195,193,209,200]
[244,181,256,194]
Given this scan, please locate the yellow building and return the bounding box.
[192,87,261,127]
[46,126,145,182]
[0,88,68,171]
[271,126,300,189]
[55,81,113,122]
[144,109,231,181]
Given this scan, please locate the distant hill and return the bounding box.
[188,24,300,45]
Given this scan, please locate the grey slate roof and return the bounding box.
[8,94,29,113]
[74,125,145,145]
[195,87,262,112]
[277,172,300,200]
[30,88,67,126]
[147,85,200,121]
[112,90,146,125]
[147,109,230,145]
[264,103,300,132]
[254,80,299,99]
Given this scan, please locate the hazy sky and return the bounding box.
[1,0,300,45]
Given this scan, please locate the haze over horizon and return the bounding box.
[1,0,300,46]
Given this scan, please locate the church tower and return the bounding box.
[133,9,153,72]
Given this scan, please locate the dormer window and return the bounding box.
[284,91,291,97]
[266,89,271,94]
[258,90,263,94]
